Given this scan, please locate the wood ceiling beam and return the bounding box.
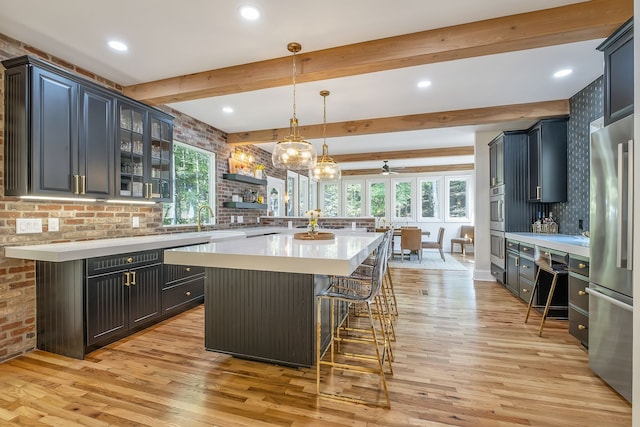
[123,0,631,105]
[227,99,569,145]
[341,163,475,176]
[330,147,474,163]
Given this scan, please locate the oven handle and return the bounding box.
[585,288,633,312]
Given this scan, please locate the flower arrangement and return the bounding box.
[254,164,265,179]
[305,208,322,234]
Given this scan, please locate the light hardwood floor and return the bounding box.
[0,255,631,426]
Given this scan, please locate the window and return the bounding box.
[319,181,339,217]
[286,171,298,216]
[308,178,318,210]
[163,141,215,226]
[343,180,363,217]
[446,176,471,222]
[418,177,441,221]
[299,175,309,214]
[367,180,388,218]
[392,178,414,221]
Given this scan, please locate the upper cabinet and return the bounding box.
[598,18,633,126]
[3,55,173,201]
[489,136,504,189]
[527,118,568,203]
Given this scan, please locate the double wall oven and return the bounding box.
[490,187,506,282]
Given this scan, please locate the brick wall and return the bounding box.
[0,32,288,361]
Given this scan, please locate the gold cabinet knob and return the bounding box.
[186,291,191,296]
[127,257,133,263]
[578,290,586,296]
[522,265,529,269]
[522,288,529,292]
[185,267,191,272]
[578,263,587,269]
[523,247,529,252]
[578,324,586,330]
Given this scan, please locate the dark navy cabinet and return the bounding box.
[527,118,568,203]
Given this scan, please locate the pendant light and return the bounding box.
[311,90,341,181]
[271,42,317,170]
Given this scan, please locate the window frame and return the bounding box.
[162,140,216,226]
[319,180,340,217]
[445,175,472,222]
[391,177,415,222]
[366,178,389,219]
[342,178,365,217]
[417,176,442,222]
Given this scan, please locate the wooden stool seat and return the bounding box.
[524,261,568,336]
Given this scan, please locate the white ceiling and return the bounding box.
[0,0,605,172]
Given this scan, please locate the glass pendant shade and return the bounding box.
[272,119,317,170]
[311,143,341,180]
[272,42,317,171]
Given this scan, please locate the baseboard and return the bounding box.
[474,269,497,282]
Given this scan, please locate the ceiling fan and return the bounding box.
[381,160,400,175]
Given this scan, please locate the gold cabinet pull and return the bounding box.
[522,265,529,269]
[578,263,587,269]
[522,288,529,292]
[186,291,191,296]
[124,272,131,286]
[578,324,586,330]
[578,290,586,296]
[127,257,133,263]
[185,267,191,272]
[73,175,80,195]
[522,247,529,252]
[81,175,86,195]
[130,271,137,285]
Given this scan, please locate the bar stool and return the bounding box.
[524,255,568,336]
[316,233,392,408]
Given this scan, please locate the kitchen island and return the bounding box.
[164,231,384,367]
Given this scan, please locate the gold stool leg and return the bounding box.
[538,272,559,337]
[524,268,541,324]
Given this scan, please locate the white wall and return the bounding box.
[473,130,501,281]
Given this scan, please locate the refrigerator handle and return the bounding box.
[585,288,633,312]
[617,142,624,268]
[627,139,633,270]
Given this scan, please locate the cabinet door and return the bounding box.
[489,137,504,188]
[148,113,173,201]
[86,272,127,346]
[602,21,633,126]
[117,100,148,199]
[527,125,541,201]
[79,86,113,197]
[31,66,78,195]
[505,251,519,295]
[128,263,162,327]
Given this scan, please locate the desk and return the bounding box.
[165,231,384,367]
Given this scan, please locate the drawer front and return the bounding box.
[506,240,519,252]
[519,243,534,258]
[569,256,590,277]
[519,277,534,303]
[519,256,536,281]
[568,306,589,347]
[490,263,505,284]
[569,273,589,312]
[163,263,205,286]
[162,276,205,313]
[87,249,162,276]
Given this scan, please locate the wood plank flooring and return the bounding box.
[0,255,631,426]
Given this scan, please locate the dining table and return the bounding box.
[375,227,430,258]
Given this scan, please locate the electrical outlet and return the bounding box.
[48,218,59,232]
[132,216,140,228]
[256,217,260,223]
[230,216,235,223]
[237,216,244,223]
[16,218,43,234]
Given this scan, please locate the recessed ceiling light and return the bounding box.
[222,106,234,114]
[417,80,432,89]
[240,6,260,20]
[553,68,573,78]
[108,40,128,52]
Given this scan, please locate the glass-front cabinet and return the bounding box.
[117,101,172,201]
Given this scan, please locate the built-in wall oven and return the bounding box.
[490,193,505,231]
[490,230,505,283]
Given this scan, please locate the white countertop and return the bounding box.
[3,227,372,263]
[164,231,384,276]
[505,232,590,257]
[4,230,246,262]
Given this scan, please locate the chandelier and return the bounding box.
[271,42,317,170]
[311,90,341,181]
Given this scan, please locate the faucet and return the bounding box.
[197,205,215,232]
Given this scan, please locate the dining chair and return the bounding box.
[421,227,445,261]
[400,227,422,262]
[451,225,474,254]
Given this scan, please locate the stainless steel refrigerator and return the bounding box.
[588,113,633,402]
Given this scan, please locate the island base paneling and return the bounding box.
[204,268,336,368]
